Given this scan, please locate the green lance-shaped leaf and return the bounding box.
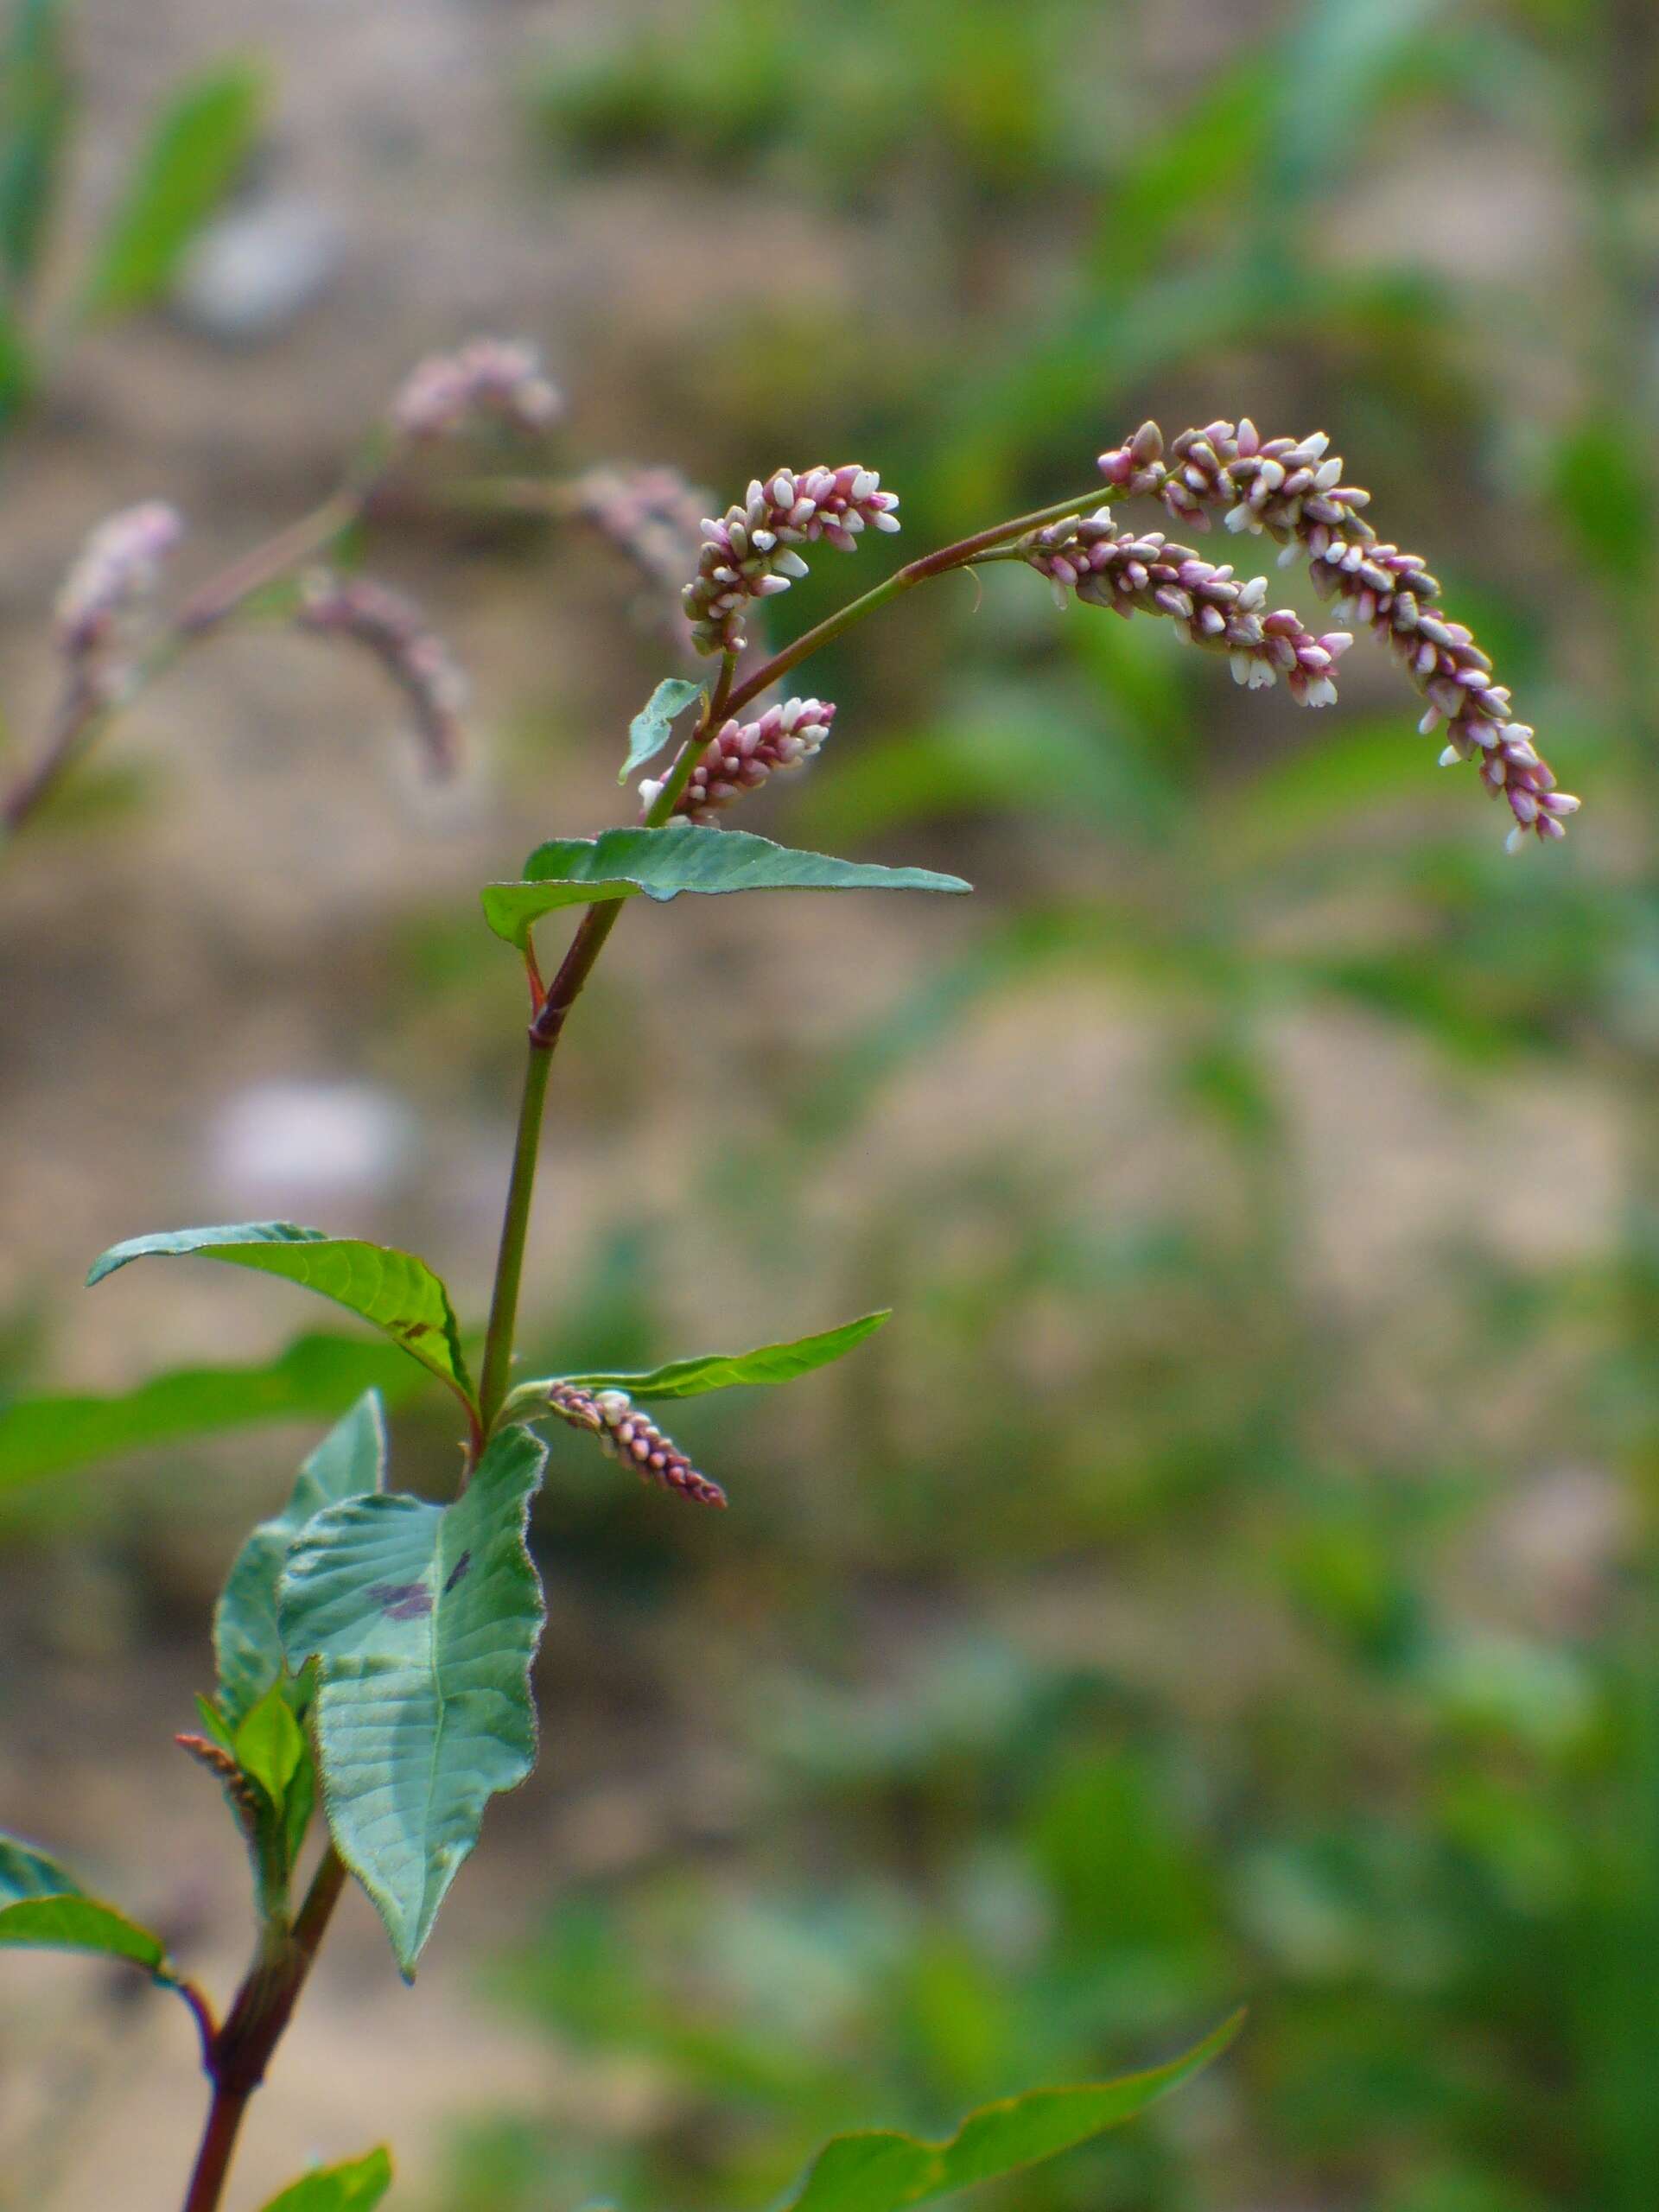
[233,1682,308,1808]
[0,1893,169,1969]
[279,1426,548,1978]
[510,1310,890,1415]
[0,1332,417,1493]
[0,1831,170,1974]
[82,59,266,317]
[620,676,703,783]
[257,2147,393,2212]
[481,821,971,950]
[86,1224,477,1420]
[214,1391,389,1729]
[779,2012,1243,2212]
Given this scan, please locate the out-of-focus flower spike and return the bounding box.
[392,338,562,441]
[294,570,468,778]
[54,500,183,683]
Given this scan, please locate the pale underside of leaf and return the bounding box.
[779,2011,1243,2212]
[214,1391,388,1729]
[86,1223,476,1414]
[0,1832,82,1904]
[278,1426,548,1976]
[620,675,703,783]
[481,822,971,949]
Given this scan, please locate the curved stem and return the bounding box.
[721,486,1105,720]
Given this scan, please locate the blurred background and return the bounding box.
[3,1,1658,2206]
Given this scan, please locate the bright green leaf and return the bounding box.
[257,2146,392,2212]
[82,59,265,317]
[534,1309,890,1405]
[0,1332,418,1493]
[278,1426,548,1977]
[86,1225,476,1417]
[621,676,702,784]
[214,1392,389,1730]
[779,2012,1243,2212]
[233,1682,307,1806]
[0,1832,82,1904]
[0,0,72,297]
[0,1893,168,1971]
[482,822,971,949]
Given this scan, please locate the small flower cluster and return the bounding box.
[1093,419,1576,848]
[392,338,562,442]
[544,1382,727,1508]
[54,500,183,681]
[294,571,468,777]
[683,464,900,656]
[175,1731,265,1845]
[1026,515,1351,705]
[568,464,710,624]
[639,696,836,822]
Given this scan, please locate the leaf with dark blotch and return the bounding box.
[257,2147,393,2212]
[620,676,702,783]
[779,2012,1243,2212]
[82,60,265,317]
[278,1427,548,1977]
[0,1332,419,1494]
[214,1392,388,1730]
[481,822,971,950]
[534,1310,891,1406]
[86,1226,476,1417]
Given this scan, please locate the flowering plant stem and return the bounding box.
[472,490,1097,1440]
[168,491,1070,2209]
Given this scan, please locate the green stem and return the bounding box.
[475,1037,556,1439]
[721,486,1105,720]
[477,496,1101,1438]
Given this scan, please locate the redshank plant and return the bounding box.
[0,346,1575,2212]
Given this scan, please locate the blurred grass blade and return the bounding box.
[82,57,265,317]
[215,1391,388,1730]
[484,823,970,950]
[86,1224,478,1419]
[279,1427,548,1978]
[0,1332,419,1492]
[779,2012,1243,2212]
[257,2151,392,2212]
[525,1309,890,1406]
[0,0,71,298]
